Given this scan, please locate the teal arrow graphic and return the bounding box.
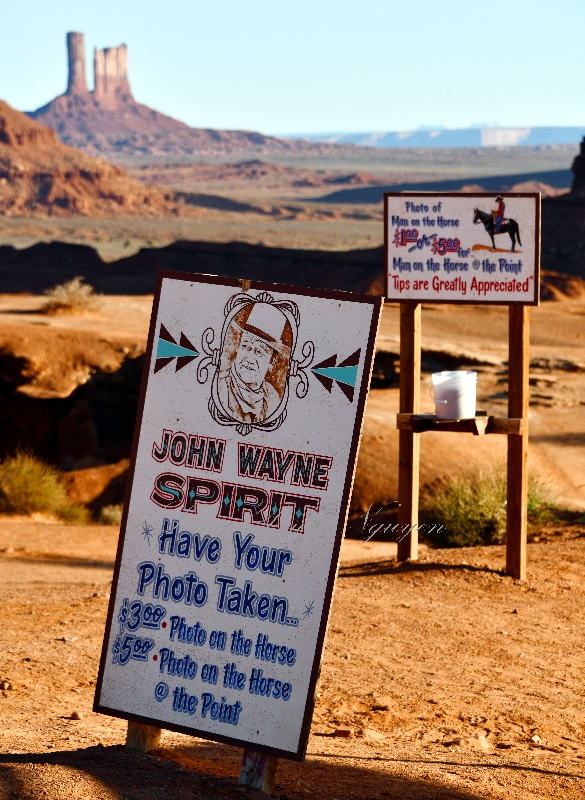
[312,365,358,387]
[311,348,361,402]
[154,324,200,373]
[156,339,199,360]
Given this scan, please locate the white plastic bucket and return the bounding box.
[431,371,477,419]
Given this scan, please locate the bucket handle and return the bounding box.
[429,387,448,404]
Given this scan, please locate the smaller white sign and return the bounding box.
[385,193,540,305]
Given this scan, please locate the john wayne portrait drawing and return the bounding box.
[197,291,314,435]
[218,301,292,423]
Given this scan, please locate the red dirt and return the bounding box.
[540,270,585,301]
[131,160,385,191]
[61,460,129,510]
[0,317,143,399]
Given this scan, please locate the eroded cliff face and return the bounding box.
[0,100,180,216]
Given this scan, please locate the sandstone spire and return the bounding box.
[30,31,281,157]
[66,32,88,95]
[93,44,132,107]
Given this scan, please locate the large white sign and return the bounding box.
[385,192,540,304]
[94,273,381,760]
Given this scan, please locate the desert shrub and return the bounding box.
[0,450,89,523]
[424,463,556,548]
[56,503,91,525]
[99,503,124,526]
[527,470,556,518]
[42,276,103,315]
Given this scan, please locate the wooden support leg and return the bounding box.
[239,749,278,795]
[125,721,162,753]
[506,305,530,580]
[397,302,421,562]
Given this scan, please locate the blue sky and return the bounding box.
[1,0,584,134]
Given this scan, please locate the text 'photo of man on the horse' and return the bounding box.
[473,199,522,253]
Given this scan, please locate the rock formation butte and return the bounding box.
[538,134,585,279]
[30,33,342,159]
[0,99,179,215]
[570,135,585,195]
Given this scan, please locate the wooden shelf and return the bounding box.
[396,413,523,436]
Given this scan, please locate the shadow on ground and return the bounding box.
[0,741,530,800]
[338,558,503,580]
[0,552,115,569]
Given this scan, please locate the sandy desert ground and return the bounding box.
[0,518,584,799]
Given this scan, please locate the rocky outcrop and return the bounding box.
[45,34,132,109]
[0,351,145,470]
[571,136,585,195]
[540,270,585,300]
[31,34,133,119]
[0,104,55,148]
[0,99,182,216]
[538,138,585,277]
[29,33,356,158]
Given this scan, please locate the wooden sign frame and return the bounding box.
[385,193,541,580]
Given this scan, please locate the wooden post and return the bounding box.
[506,305,530,580]
[239,749,278,795]
[397,302,421,562]
[125,721,162,753]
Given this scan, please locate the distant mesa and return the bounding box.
[294,126,585,149]
[313,169,573,204]
[28,33,344,160]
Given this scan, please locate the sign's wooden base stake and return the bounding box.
[239,749,278,794]
[125,721,162,753]
[506,305,530,580]
[397,301,421,562]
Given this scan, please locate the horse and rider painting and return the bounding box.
[473,198,522,252]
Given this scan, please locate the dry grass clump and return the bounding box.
[425,463,556,548]
[42,276,103,315]
[0,450,89,523]
[99,503,124,526]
